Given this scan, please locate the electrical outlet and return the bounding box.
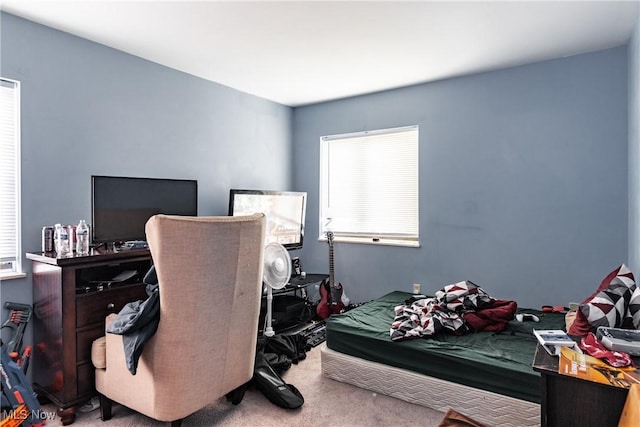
[412,283,421,294]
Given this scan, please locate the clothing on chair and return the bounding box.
[106,283,160,374]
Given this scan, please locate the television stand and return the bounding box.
[259,273,328,335]
[282,273,328,298]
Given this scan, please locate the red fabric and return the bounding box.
[568,266,621,336]
[568,310,592,336]
[579,332,635,368]
[464,299,517,332]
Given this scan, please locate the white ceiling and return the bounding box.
[1,1,639,107]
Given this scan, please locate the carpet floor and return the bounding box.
[42,345,447,426]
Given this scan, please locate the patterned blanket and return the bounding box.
[390,281,517,341]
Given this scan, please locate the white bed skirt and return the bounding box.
[320,344,541,427]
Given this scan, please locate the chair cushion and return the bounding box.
[573,264,635,334]
[91,336,107,369]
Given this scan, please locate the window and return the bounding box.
[0,78,22,278]
[319,125,419,247]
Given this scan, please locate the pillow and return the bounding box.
[578,264,636,332]
[629,285,640,329]
[568,266,620,335]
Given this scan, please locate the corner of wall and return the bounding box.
[629,15,640,274]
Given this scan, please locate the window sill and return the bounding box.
[318,236,420,248]
[0,272,27,281]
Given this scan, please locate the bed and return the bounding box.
[320,291,567,427]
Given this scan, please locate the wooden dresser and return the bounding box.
[27,248,152,425]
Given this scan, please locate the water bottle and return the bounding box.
[54,223,70,256]
[76,220,90,255]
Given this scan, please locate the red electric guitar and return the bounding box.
[317,231,346,319]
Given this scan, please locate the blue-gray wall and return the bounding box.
[0,13,292,321]
[1,10,637,323]
[630,17,640,275]
[293,47,629,309]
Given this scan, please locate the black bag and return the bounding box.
[253,351,304,409]
[256,333,308,372]
[270,334,308,362]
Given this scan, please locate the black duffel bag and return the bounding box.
[253,351,304,409]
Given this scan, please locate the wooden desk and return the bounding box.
[533,344,631,426]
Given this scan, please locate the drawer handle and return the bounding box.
[106,303,115,310]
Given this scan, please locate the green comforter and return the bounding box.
[326,291,567,403]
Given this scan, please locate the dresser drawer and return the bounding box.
[76,361,95,397]
[76,284,148,328]
[76,327,105,363]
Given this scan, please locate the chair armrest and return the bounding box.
[91,314,118,369]
[91,336,107,369]
[102,314,129,375]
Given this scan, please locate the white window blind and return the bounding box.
[0,78,21,276]
[320,125,419,247]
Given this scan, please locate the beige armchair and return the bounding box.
[93,213,265,426]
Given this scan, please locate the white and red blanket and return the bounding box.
[390,281,517,341]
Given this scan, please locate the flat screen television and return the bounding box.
[228,189,306,250]
[91,175,198,245]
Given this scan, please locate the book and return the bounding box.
[558,346,640,388]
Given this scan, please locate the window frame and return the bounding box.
[0,77,23,279]
[319,125,419,247]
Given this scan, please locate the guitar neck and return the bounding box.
[327,231,335,288]
[329,243,334,288]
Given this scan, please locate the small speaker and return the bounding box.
[291,257,302,277]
